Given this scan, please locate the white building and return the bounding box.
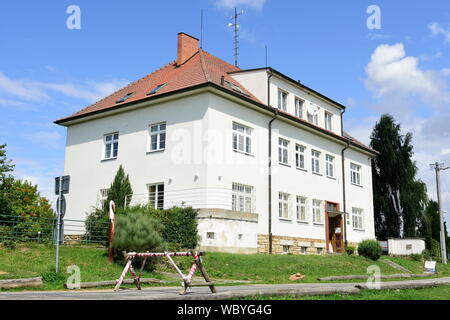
[56,32,377,255]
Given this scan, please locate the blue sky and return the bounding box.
[1,0,450,225]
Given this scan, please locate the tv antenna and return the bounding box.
[228,8,244,67]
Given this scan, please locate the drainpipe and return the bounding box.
[267,68,276,254]
[340,108,351,247]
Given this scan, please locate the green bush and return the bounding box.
[422,249,432,261]
[84,207,109,245]
[112,208,166,271]
[410,253,423,261]
[357,240,382,261]
[2,239,16,250]
[41,269,67,284]
[431,239,441,260]
[152,206,199,249]
[345,246,356,255]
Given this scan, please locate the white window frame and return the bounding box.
[312,199,323,224]
[149,122,166,152]
[350,163,362,186]
[295,97,304,118]
[103,132,119,160]
[325,111,333,131]
[296,196,308,223]
[278,138,289,165]
[326,154,335,178]
[232,182,254,213]
[206,232,215,239]
[311,150,321,174]
[232,122,252,155]
[278,192,291,220]
[278,89,288,111]
[295,144,306,170]
[99,188,109,207]
[148,183,164,210]
[352,207,364,230]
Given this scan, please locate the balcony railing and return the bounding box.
[124,187,256,213]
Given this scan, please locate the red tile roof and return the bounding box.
[55,49,262,124]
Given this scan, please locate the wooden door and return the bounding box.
[330,216,343,253]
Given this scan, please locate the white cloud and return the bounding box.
[216,0,266,11]
[364,43,449,105]
[0,72,127,104]
[428,22,450,42]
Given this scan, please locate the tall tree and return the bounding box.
[103,165,133,212]
[370,114,427,239]
[0,144,14,182]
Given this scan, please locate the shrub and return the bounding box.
[2,239,16,250]
[41,269,67,284]
[410,253,423,261]
[345,246,356,255]
[84,207,109,245]
[431,239,441,260]
[422,249,432,261]
[152,206,199,249]
[112,208,166,271]
[357,240,382,261]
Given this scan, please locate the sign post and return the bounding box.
[54,175,70,273]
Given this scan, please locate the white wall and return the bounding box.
[388,239,426,255]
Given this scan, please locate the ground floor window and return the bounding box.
[300,247,308,254]
[282,245,291,254]
[148,183,164,210]
[312,199,323,224]
[278,192,291,219]
[352,207,364,230]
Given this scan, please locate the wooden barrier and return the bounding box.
[114,250,216,295]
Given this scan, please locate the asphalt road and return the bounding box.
[1,277,449,300]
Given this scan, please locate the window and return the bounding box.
[279,192,291,220]
[104,133,119,159]
[232,122,252,154]
[300,247,308,254]
[149,122,166,152]
[326,155,335,178]
[232,183,254,213]
[295,98,304,118]
[147,83,166,95]
[317,248,323,255]
[312,199,323,224]
[311,150,321,174]
[307,108,319,125]
[224,80,249,96]
[206,232,215,239]
[352,207,364,230]
[295,145,306,170]
[282,245,291,254]
[296,196,307,222]
[116,92,135,104]
[148,183,164,210]
[350,163,362,185]
[278,89,288,111]
[325,111,333,131]
[278,138,289,165]
[99,188,109,207]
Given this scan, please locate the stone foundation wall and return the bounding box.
[258,235,360,255]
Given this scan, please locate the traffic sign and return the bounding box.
[55,175,70,195]
[56,194,66,217]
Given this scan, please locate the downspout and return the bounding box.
[267,68,276,254]
[340,108,350,247]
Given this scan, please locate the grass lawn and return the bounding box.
[0,243,449,291]
[244,284,450,300]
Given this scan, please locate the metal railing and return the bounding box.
[125,187,257,213]
[0,214,109,245]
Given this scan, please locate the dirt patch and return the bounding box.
[20,248,30,253]
[0,271,8,275]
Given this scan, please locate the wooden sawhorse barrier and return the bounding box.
[114,250,216,295]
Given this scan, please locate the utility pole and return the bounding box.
[430,162,449,264]
[228,8,243,67]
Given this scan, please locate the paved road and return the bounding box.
[1,277,449,300]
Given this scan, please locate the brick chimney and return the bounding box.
[177,32,199,66]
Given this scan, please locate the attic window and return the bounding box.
[116,92,135,104]
[147,83,167,96]
[223,80,249,97]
